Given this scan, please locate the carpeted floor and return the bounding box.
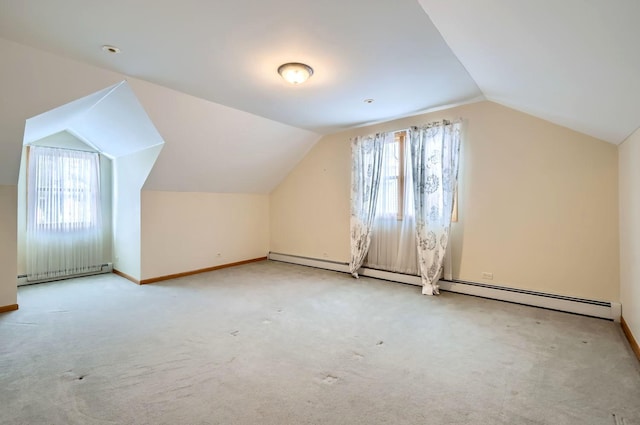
[1,260,639,425]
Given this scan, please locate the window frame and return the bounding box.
[395,131,406,221]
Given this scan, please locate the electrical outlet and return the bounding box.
[481,272,493,280]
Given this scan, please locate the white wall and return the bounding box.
[619,127,640,343]
[100,154,113,266]
[0,186,18,307]
[271,101,620,301]
[141,191,269,280]
[16,147,27,277]
[112,146,162,281]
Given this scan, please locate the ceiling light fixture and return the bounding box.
[101,45,121,54]
[364,98,374,104]
[278,62,313,85]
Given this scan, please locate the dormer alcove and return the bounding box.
[17,81,165,283]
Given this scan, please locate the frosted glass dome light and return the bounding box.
[277,63,314,85]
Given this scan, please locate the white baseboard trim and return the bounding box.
[269,252,350,273]
[268,252,621,322]
[17,263,114,286]
[438,280,620,322]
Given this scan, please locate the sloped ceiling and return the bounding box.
[0,38,320,191]
[70,82,165,158]
[130,78,322,193]
[417,0,640,144]
[0,0,638,194]
[0,0,481,134]
[23,85,115,147]
[24,81,164,158]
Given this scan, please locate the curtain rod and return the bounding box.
[352,117,463,141]
[410,118,463,130]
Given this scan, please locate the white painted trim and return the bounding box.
[268,252,349,273]
[17,263,113,286]
[438,280,620,322]
[268,252,620,322]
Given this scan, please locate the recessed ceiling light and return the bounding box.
[101,45,121,54]
[278,63,313,85]
[364,98,374,104]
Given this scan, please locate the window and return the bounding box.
[31,149,100,227]
[376,131,414,220]
[351,120,461,288]
[366,128,459,276]
[376,130,458,223]
[367,131,419,275]
[26,146,104,280]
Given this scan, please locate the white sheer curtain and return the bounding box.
[409,121,461,295]
[349,133,388,277]
[26,146,104,281]
[366,134,419,275]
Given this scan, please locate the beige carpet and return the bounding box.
[1,260,639,424]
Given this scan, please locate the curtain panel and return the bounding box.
[349,133,388,277]
[409,121,461,295]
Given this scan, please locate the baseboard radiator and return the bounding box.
[17,263,114,286]
[268,252,621,322]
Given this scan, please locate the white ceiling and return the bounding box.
[24,82,164,158]
[418,0,640,144]
[0,0,481,135]
[0,0,637,154]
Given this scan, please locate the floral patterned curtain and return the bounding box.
[409,121,461,295]
[349,133,387,277]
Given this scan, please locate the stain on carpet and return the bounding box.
[322,374,338,384]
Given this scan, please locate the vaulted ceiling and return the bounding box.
[418,0,640,144]
[0,0,638,191]
[0,0,481,135]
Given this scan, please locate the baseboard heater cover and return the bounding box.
[268,252,621,322]
[17,263,113,286]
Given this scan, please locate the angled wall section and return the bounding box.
[0,186,18,307]
[113,145,163,281]
[619,127,640,353]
